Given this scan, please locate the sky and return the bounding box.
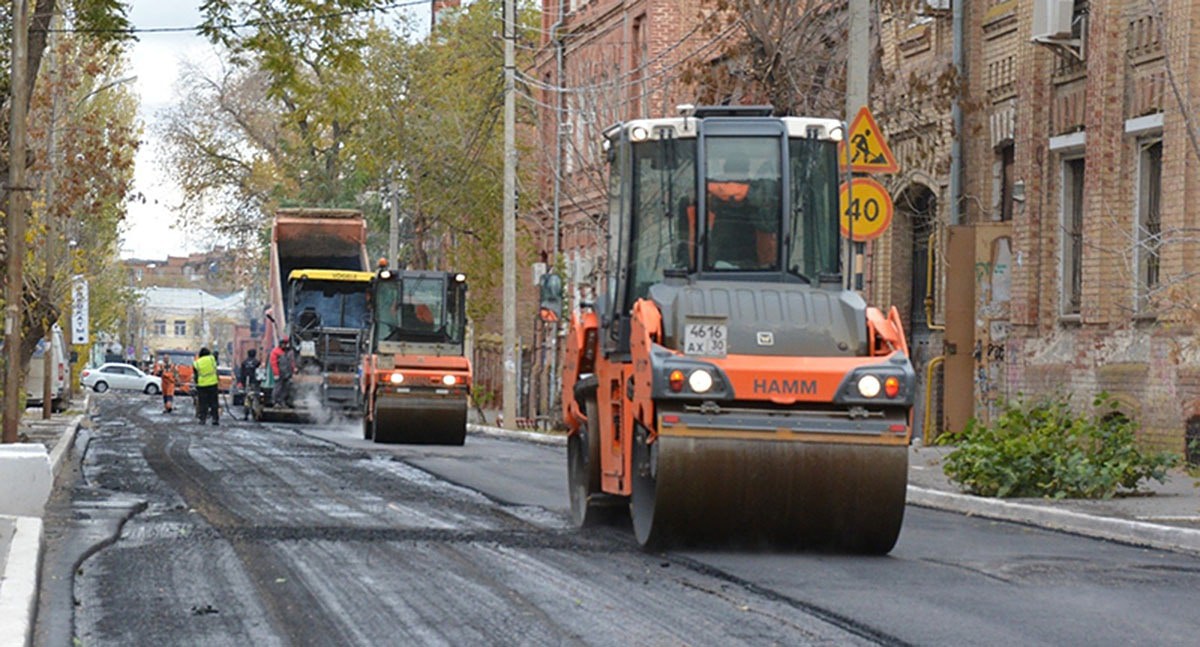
[119,2,214,260]
[118,1,432,260]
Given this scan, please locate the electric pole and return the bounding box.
[4,0,30,443]
[846,0,870,292]
[388,166,400,265]
[42,25,59,420]
[501,0,518,430]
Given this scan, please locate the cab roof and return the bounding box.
[605,112,844,143]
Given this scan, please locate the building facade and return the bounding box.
[982,0,1198,453]
[530,0,1200,453]
[135,287,248,367]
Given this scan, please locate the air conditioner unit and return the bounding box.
[1032,0,1074,41]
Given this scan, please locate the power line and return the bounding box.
[32,0,427,35]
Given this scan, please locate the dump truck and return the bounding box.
[561,106,915,553]
[250,208,371,422]
[360,263,471,445]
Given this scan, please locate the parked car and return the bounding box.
[81,362,162,394]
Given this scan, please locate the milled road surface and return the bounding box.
[41,396,887,646]
[36,394,1200,646]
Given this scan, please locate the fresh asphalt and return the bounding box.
[6,393,1200,645]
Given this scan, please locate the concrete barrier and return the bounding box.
[0,516,42,645]
[0,444,52,517]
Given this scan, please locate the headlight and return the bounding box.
[856,375,881,398]
[379,269,392,279]
[687,369,714,393]
[630,126,649,142]
[389,372,405,384]
[442,374,457,386]
[454,273,466,283]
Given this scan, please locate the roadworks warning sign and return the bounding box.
[838,106,900,175]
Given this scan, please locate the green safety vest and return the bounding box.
[193,355,218,387]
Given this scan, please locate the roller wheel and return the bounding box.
[568,396,619,527]
[630,423,665,549]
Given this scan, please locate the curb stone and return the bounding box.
[0,393,88,647]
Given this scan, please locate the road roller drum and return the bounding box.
[631,429,908,553]
[372,394,467,445]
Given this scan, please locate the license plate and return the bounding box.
[683,322,728,358]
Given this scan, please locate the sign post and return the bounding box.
[839,106,899,290]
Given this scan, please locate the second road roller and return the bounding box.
[360,263,471,445]
[561,105,915,553]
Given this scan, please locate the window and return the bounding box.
[995,142,1015,221]
[174,320,187,336]
[153,320,167,335]
[703,137,782,272]
[1136,139,1162,310]
[628,138,697,299]
[1061,157,1086,315]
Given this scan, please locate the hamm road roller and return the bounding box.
[561,106,915,553]
[360,264,471,445]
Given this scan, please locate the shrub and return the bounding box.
[937,393,1180,499]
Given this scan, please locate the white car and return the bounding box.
[81,362,162,395]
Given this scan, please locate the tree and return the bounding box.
[679,0,850,116]
[351,1,538,323]
[196,0,399,207]
[2,5,135,400]
[0,0,132,185]
[22,32,138,371]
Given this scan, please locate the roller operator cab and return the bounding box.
[360,267,471,445]
[562,106,915,553]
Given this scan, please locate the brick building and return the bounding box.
[534,0,710,309]
[977,0,1197,453]
[874,0,1197,453]
[530,1,1200,453]
[124,247,244,294]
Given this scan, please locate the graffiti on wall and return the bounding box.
[974,234,1012,422]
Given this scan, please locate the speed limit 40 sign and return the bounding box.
[839,178,894,242]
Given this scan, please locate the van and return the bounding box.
[26,324,68,412]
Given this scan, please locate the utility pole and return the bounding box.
[41,25,60,420]
[501,0,518,430]
[388,167,400,265]
[4,0,30,443]
[846,0,870,292]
